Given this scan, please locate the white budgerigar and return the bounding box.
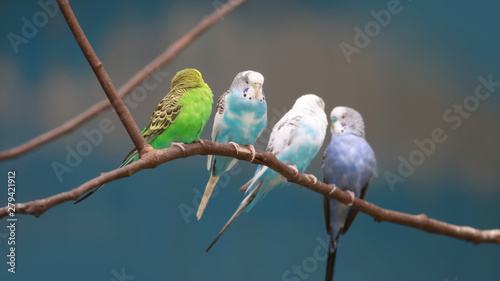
[206,94,328,251]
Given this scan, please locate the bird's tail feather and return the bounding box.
[73,184,104,204]
[238,178,253,193]
[197,175,220,220]
[74,151,137,204]
[207,154,213,170]
[225,158,238,172]
[239,166,268,193]
[325,233,339,281]
[206,181,262,252]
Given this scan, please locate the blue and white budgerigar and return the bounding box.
[322,106,377,281]
[197,70,267,220]
[206,94,328,251]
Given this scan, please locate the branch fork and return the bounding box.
[0,0,499,247]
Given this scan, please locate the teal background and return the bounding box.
[0,0,499,280]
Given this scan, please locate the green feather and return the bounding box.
[74,68,213,204]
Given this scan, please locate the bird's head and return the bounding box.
[330,106,366,138]
[232,70,265,102]
[171,68,210,90]
[292,94,328,127]
[293,94,325,113]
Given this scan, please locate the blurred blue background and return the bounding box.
[1,0,499,280]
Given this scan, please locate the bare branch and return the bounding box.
[1,141,499,245]
[0,0,248,160]
[57,0,149,154]
[2,0,498,252]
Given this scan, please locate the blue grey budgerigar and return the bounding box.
[322,106,377,281]
[197,70,267,220]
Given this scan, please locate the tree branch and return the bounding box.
[0,0,248,160]
[2,0,498,252]
[57,0,149,154]
[1,141,499,245]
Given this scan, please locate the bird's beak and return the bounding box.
[331,122,335,129]
[252,83,262,98]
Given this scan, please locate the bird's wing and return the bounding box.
[207,90,230,170]
[340,182,369,235]
[212,90,230,141]
[122,89,183,163]
[266,112,302,155]
[341,141,377,234]
[323,183,332,234]
[142,89,184,143]
[236,113,301,192]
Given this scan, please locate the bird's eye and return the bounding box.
[342,115,345,119]
[243,93,247,97]
[246,81,249,84]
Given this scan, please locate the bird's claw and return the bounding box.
[197,139,205,147]
[282,165,298,180]
[306,174,317,184]
[229,141,240,154]
[329,185,337,195]
[171,142,186,154]
[247,144,256,162]
[346,190,356,206]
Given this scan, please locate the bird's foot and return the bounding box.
[283,165,299,181]
[229,141,240,154]
[346,190,356,206]
[246,144,256,162]
[197,139,205,147]
[171,142,186,154]
[305,174,317,184]
[329,185,337,195]
[281,165,296,180]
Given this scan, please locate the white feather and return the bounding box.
[207,92,229,170]
[266,94,327,156]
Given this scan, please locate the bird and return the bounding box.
[74,68,213,204]
[322,106,377,281]
[197,70,267,220]
[206,94,328,252]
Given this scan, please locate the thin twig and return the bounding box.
[0,0,248,160]
[0,141,499,245]
[2,0,498,250]
[57,0,149,154]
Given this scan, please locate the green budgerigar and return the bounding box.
[75,68,213,204]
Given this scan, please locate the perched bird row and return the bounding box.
[74,68,377,281]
